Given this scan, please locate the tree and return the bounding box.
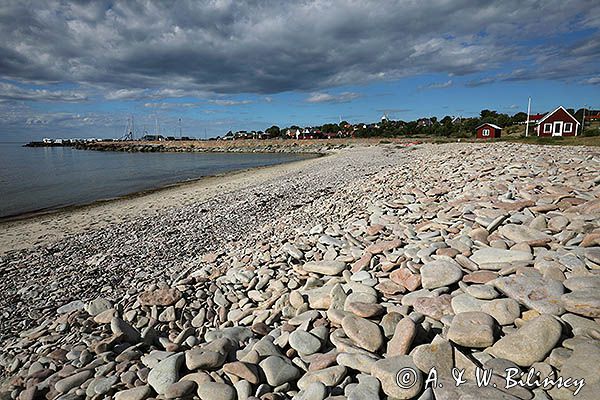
[265,125,280,138]
[511,112,527,123]
[441,116,453,125]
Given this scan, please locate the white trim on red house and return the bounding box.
[535,106,580,126]
[476,123,502,130]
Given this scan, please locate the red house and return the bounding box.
[476,123,502,139]
[535,106,580,137]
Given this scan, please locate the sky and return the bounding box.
[0,0,599,142]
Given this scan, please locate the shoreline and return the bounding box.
[0,150,330,255]
[0,151,323,224]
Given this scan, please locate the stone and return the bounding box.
[411,337,454,378]
[447,312,496,348]
[390,268,421,291]
[451,293,487,314]
[488,315,562,367]
[85,298,112,316]
[342,314,384,352]
[297,365,347,390]
[223,361,259,384]
[296,382,327,400]
[420,260,463,289]
[548,342,600,400]
[185,349,226,370]
[563,276,600,291]
[165,381,196,399]
[347,374,381,400]
[111,317,141,343]
[413,294,453,320]
[55,370,92,393]
[498,224,552,243]
[289,330,322,355]
[337,352,379,374]
[302,260,346,275]
[114,386,152,400]
[480,298,521,325]
[138,288,182,306]
[371,356,423,399]
[346,301,384,318]
[259,356,302,387]
[196,382,237,400]
[562,290,600,317]
[56,300,85,314]
[471,248,533,268]
[387,317,416,356]
[585,247,600,264]
[148,353,184,395]
[492,275,565,315]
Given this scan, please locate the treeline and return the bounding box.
[261,107,593,139]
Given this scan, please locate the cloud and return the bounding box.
[143,102,198,109]
[208,99,253,106]
[0,82,87,102]
[306,92,360,103]
[0,1,598,97]
[583,77,600,85]
[422,80,453,90]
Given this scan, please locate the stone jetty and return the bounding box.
[1,142,599,400]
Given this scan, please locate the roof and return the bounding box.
[476,123,502,130]
[536,106,580,126]
[528,113,545,121]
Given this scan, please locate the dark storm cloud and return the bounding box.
[0,0,599,96]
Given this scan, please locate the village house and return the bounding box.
[535,106,580,137]
[475,123,502,139]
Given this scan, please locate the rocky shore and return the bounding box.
[1,142,600,400]
[73,139,350,154]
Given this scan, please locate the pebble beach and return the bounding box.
[1,142,600,400]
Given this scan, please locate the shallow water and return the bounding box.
[0,142,312,218]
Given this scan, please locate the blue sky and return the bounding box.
[0,1,599,141]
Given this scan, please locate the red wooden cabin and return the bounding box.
[475,123,502,139]
[535,106,579,137]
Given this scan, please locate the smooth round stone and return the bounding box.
[562,290,600,317]
[498,224,552,243]
[480,298,520,325]
[411,338,453,377]
[413,295,453,320]
[341,314,384,352]
[138,288,182,306]
[386,317,416,356]
[420,260,463,289]
[447,312,496,348]
[85,298,112,316]
[351,271,371,282]
[185,349,225,370]
[302,260,346,275]
[148,353,184,395]
[165,381,196,399]
[222,361,259,384]
[371,356,423,399]
[289,330,322,355]
[563,276,600,291]
[297,366,347,390]
[346,301,384,318]
[259,356,302,387]
[492,275,565,315]
[488,315,562,367]
[346,374,381,400]
[296,381,327,400]
[55,370,92,393]
[470,248,533,267]
[465,284,499,300]
[196,382,236,400]
[114,385,152,400]
[451,293,488,314]
[337,352,379,374]
[584,248,600,264]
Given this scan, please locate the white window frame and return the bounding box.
[564,122,572,133]
[544,123,552,133]
[482,128,490,136]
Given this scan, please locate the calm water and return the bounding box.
[0,142,312,218]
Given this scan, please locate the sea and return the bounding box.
[0,142,313,219]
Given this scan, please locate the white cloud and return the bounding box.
[306,92,360,103]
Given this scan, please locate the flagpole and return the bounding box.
[525,97,531,137]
